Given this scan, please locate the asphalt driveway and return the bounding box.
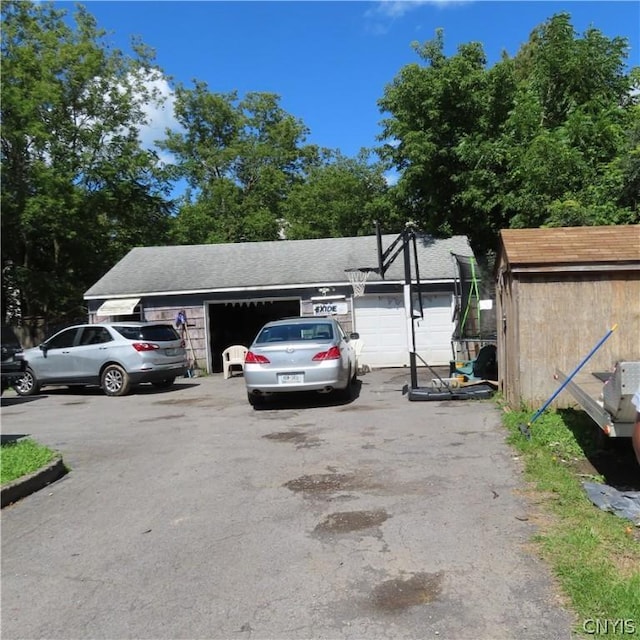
[1,369,575,639]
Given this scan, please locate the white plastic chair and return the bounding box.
[222,345,248,379]
[351,338,365,372]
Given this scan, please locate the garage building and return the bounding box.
[84,233,475,373]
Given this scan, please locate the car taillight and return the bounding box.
[132,342,160,352]
[245,351,270,364]
[312,346,341,361]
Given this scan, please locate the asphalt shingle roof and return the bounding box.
[84,234,473,298]
[500,225,640,266]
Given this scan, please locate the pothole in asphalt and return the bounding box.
[263,430,322,448]
[284,470,445,499]
[284,472,375,497]
[370,572,443,613]
[263,430,305,442]
[313,509,389,535]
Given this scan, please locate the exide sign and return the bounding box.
[313,302,348,315]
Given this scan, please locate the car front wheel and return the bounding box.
[14,368,40,396]
[101,364,131,397]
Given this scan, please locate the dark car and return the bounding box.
[1,325,26,393]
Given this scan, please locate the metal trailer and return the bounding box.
[555,361,640,438]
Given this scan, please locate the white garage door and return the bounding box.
[354,293,454,368]
[414,294,456,365]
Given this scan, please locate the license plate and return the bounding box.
[165,348,178,356]
[278,373,303,384]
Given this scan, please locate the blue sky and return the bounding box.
[67,1,639,159]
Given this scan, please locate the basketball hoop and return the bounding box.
[345,268,376,297]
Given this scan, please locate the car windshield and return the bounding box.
[256,323,334,343]
[114,325,180,342]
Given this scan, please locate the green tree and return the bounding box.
[377,14,639,254]
[378,32,503,252]
[1,1,172,323]
[281,151,397,239]
[160,85,318,243]
[504,13,638,229]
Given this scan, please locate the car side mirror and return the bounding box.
[349,332,359,340]
[39,344,48,357]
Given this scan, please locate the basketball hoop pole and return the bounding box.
[402,229,418,390]
[375,222,420,390]
[375,220,385,278]
[373,223,495,401]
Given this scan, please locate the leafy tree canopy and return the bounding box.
[377,13,639,254]
[280,150,398,239]
[159,85,313,243]
[1,0,173,322]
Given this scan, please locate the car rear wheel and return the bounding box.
[14,368,40,396]
[248,392,265,408]
[101,364,131,397]
[336,367,354,401]
[152,377,175,390]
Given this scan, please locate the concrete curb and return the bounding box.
[1,456,68,508]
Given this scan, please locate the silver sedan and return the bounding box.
[244,317,359,407]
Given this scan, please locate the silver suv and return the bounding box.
[15,322,188,397]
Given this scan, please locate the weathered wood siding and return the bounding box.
[498,271,640,408]
[496,258,520,407]
[144,305,207,371]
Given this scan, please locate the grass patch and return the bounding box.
[503,407,640,636]
[1,438,58,485]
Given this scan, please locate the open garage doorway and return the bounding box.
[208,299,301,373]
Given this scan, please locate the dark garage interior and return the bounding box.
[208,299,301,372]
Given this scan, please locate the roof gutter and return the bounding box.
[84,278,454,300]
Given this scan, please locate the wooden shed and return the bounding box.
[496,225,640,409]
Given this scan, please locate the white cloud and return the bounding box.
[365,0,472,33]
[370,1,429,19]
[135,72,182,166]
[87,70,182,166]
